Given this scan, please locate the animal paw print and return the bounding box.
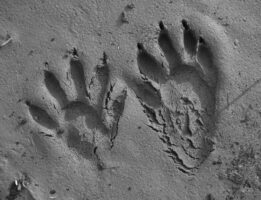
[129,20,218,173]
[25,51,127,167]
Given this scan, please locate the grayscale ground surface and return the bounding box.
[0,0,261,199]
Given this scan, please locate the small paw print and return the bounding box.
[26,51,127,166]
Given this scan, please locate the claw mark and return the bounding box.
[159,21,165,30]
[68,47,79,58]
[137,42,144,51]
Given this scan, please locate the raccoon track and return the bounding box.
[26,53,127,167]
[126,20,218,173]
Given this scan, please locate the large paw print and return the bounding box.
[129,20,218,173]
[25,51,127,168]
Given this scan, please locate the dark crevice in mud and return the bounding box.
[104,84,115,110]
[180,96,193,105]
[177,167,193,176]
[140,102,159,125]
[146,124,161,132]
[186,138,201,149]
[181,145,201,160]
[165,148,196,172]
[159,135,172,146]
[109,89,127,148]
[39,131,53,137]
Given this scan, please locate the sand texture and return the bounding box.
[0,0,261,199]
